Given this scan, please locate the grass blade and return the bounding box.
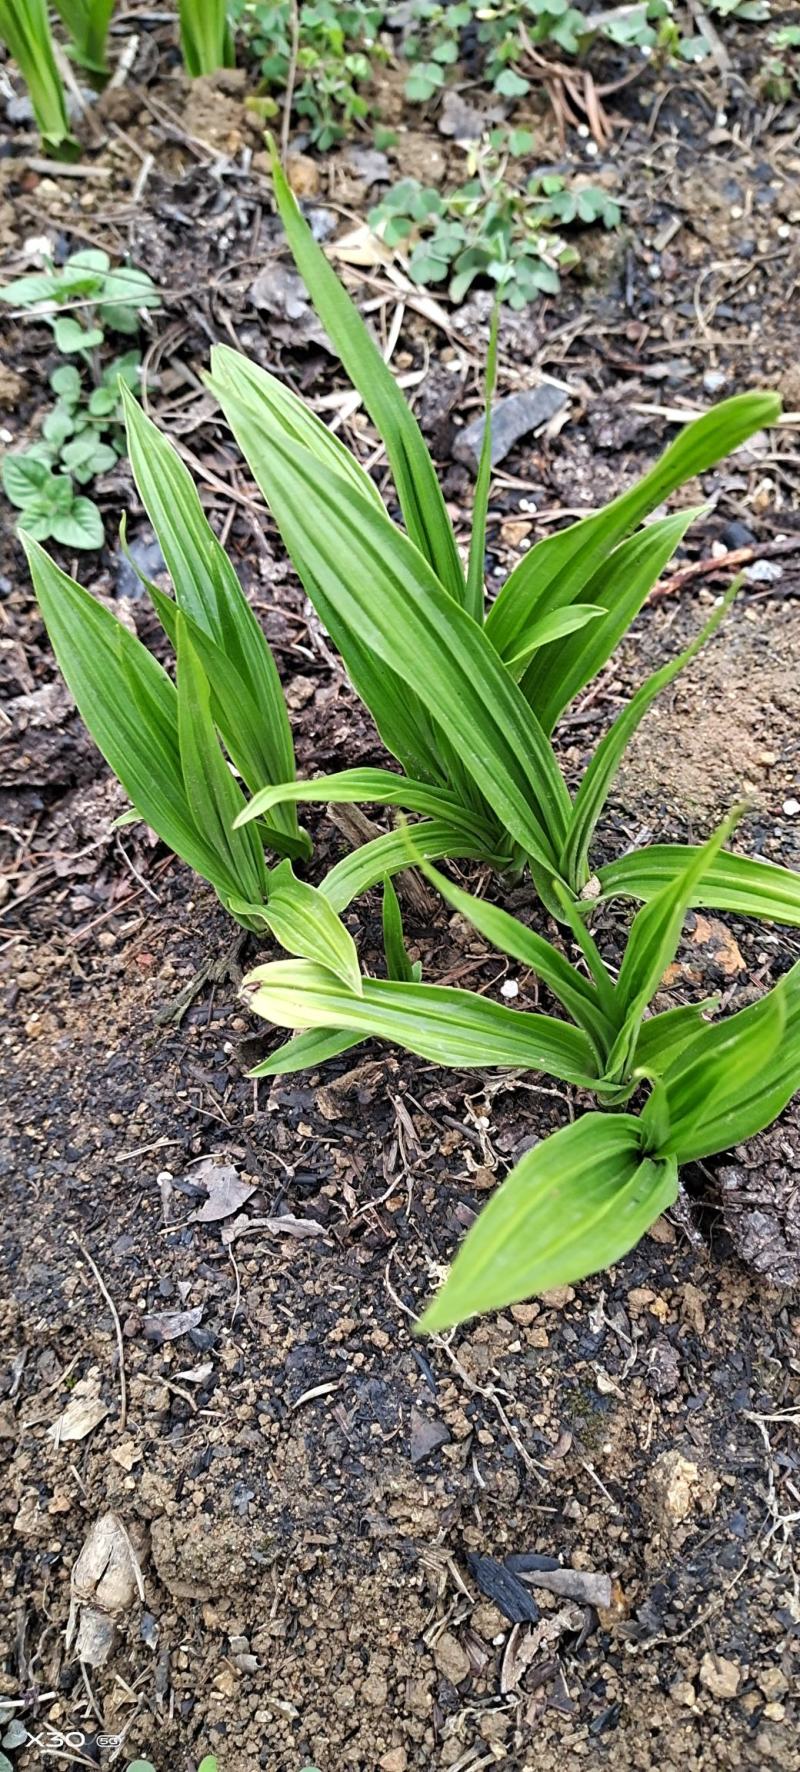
[420,1114,677,1330]
[0,0,75,152]
[269,142,466,604]
[382,876,419,982]
[178,0,234,74]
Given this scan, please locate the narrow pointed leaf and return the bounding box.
[22,536,227,889]
[612,811,739,1031]
[416,857,614,1056]
[521,508,702,729]
[242,962,601,1087]
[420,1114,677,1330]
[382,876,419,982]
[594,845,800,926]
[486,392,781,666]
[505,604,605,676]
[269,142,466,603]
[561,584,738,892]
[321,821,513,914]
[121,387,299,845]
[250,1027,364,1077]
[175,614,268,908]
[465,304,499,624]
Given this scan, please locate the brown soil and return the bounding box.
[1,19,800,1772]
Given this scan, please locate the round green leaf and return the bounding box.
[50,362,82,401]
[2,453,50,508]
[53,316,104,353]
[50,496,105,550]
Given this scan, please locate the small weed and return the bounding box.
[0,247,159,548]
[402,0,674,106]
[369,130,620,306]
[758,24,800,100]
[233,0,387,149]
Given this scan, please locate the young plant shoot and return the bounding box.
[213,146,800,929]
[0,0,75,154]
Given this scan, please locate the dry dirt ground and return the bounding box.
[1,12,800,1771]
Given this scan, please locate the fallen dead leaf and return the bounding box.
[189,1157,256,1224]
[143,1306,204,1345]
[49,1383,108,1447]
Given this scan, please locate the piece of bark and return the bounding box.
[453,385,569,469]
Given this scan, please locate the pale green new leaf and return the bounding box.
[121,388,300,847]
[561,583,738,892]
[207,393,571,868]
[593,844,800,926]
[175,614,268,910]
[235,860,362,994]
[269,142,465,604]
[242,962,601,1086]
[521,507,702,730]
[420,1113,677,1330]
[486,392,781,667]
[505,604,604,676]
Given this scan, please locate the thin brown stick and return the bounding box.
[72,1236,128,1433]
[650,534,800,602]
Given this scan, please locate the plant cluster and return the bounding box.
[402,0,675,105]
[1,248,160,548]
[232,0,387,149]
[369,130,620,306]
[26,145,800,1335]
[759,24,800,101]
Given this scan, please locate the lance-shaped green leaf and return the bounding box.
[520,507,702,729]
[382,876,420,983]
[230,860,362,993]
[210,344,387,514]
[242,962,601,1087]
[269,141,465,604]
[465,303,499,624]
[54,0,114,77]
[505,604,604,676]
[250,1027,364,1078]
[420,1113,678,1330]
[235,768,496,845]
[560,584,738,893]
[207,390,572,868]
[647,961,800,1164]
[415,856,614,1059]
[121,387,301,849]
[486,392,781,668]
[593,844,800,927]
[631,1001,718,1076]
[605,811,739,1078]
[175,615,269,910]
[321,821,514,914]
[23,536,230,892]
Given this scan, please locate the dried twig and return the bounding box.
[281,0,301,163]
[72,1236,128,1433]
[650,535,800,602]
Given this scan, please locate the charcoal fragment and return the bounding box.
[467,1552,539,1623]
